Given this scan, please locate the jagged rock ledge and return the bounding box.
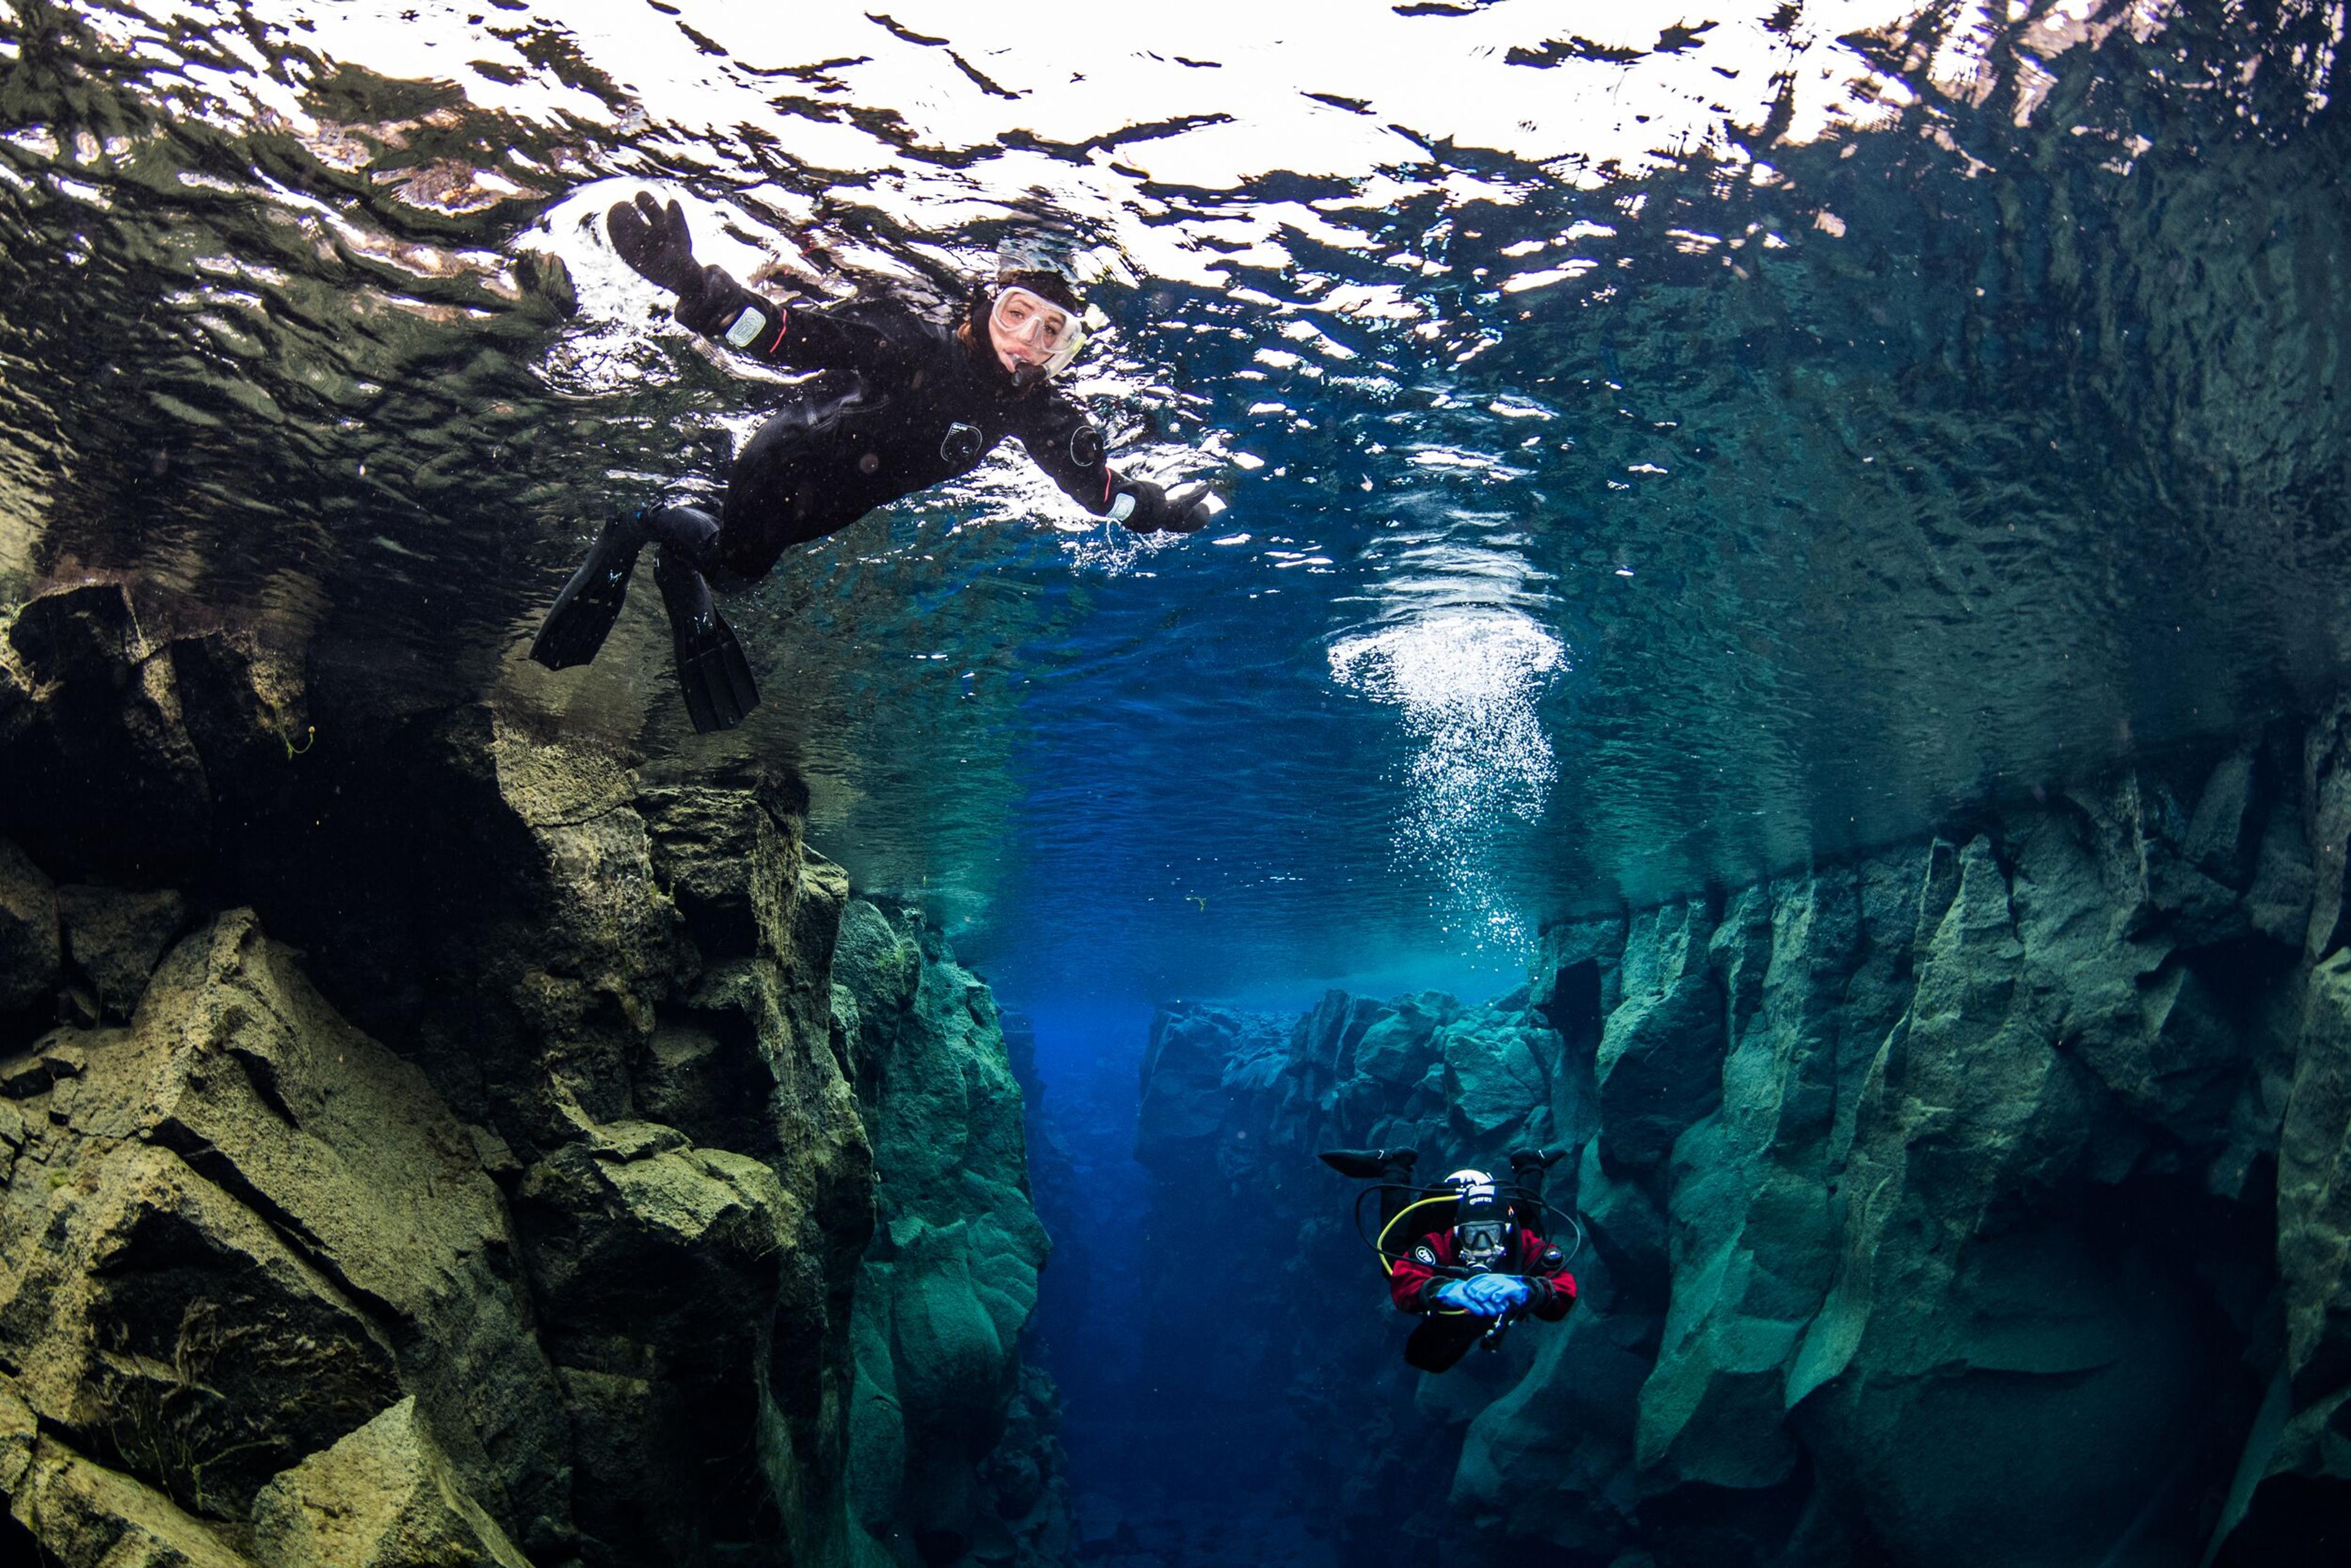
[0,582,1070,1568]
[1131,715,2351,1566]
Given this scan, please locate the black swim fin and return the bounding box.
[654,544,759,733]
[1319,1147,1419,1180]
[531,516,647,670]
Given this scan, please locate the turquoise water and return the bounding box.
[7,0,2345,1003]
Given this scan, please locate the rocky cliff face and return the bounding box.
[1134,719,2351,1566]
[0,583,1067,1568]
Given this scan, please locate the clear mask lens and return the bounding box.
[989,287,1085,377]
[1459,1220,1506,1265]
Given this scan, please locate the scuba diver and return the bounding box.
[1321,1145,1578,1374]
[530,192,1225,732]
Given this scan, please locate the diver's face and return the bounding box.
[989,315,1052,373]
[988,287,1082,377]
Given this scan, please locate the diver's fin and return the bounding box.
[1319,1147,1418,1179]
[1508,1144,1569,1172]
[655,545,759,733]
[531,516,647,670]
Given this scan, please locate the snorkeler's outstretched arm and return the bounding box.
[1010,390,1226,534]
[607,192,917,375]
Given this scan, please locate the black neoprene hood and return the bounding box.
[1000,268,1082,312]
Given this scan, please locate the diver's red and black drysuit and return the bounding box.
[1389,1227,1577,1374]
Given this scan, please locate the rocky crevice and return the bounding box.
[0,582,1070,1568]
[1127,718,2351,1567]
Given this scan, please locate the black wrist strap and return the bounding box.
[675,269,780,354]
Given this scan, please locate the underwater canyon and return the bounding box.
[4,0,2351,1565]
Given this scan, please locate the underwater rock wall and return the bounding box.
[0,583,1068,1568]
[831,904,1071,1568]
[1135,722,2351,1566]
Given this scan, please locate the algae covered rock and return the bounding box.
[0,838,59,1016]
[2282,952,2351,1398]
[833,898,1066,1568]
[248,1397,531,1568]
[1594,899,1723,1171]
[0,909,564,1539]
[0,572,1072,1568]
[7,1424,258,1568]
[56,884,189,1019]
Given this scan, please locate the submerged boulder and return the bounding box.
[248,1398,531,1568]
[0,838,59,1016]
[56,884,189,1020]
[0,909,564,1541]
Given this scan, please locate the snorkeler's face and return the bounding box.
[988,287,1084,378]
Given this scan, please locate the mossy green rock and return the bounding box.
[0,620,1070,1568]
[832,899,1063,1568]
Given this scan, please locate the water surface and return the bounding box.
[2,0,2345,998]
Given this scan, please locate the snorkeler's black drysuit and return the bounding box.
[672,274,1205,580]
[530,245,1212,732]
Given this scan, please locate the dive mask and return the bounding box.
[1449,1172,1512,1269]
[1457,1217,1509,1269]
[989,285,1086,380]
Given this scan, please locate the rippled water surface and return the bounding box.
[4,0,2347,996]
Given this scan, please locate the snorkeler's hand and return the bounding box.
[1162,481,1226,534]
[608,192,703,298]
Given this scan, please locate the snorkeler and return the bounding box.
[1321,1147,1577,1374]
[531,192,1225,732]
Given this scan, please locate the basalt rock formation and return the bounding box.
[0,581,1068,1568]
[1133,719,2351,1567]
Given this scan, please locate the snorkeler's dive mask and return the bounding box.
[989,286,1086,378]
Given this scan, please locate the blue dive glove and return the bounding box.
[1430,1279,1482,1315]
[1433,1275,1531,1319]
[1462,1274,1532,1318]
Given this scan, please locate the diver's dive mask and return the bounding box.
[1458,1221,1509,1269]
[1447,1172,1513,1269]
[989,286,1086,381]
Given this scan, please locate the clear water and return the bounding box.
[10,1,2344,1004]
[10,2,2351,1562]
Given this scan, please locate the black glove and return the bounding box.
[607,192,703,299]
[1161,481,1226,534]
